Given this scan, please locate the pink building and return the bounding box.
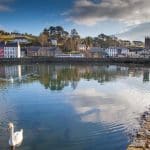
[0,43,4,58]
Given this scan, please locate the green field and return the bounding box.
[0,35,37,42]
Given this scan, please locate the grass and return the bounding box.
[0,34,37,42]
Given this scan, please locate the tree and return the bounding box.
[43,28,49,36]
[38,33,49,47]
[42,26,70,49]
[0,30,5,35]
[56,26,64,34]
[49,26,56,35]
[70,29,80,39]
[84,37,93,49]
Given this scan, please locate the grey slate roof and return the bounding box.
[0,42,5,47]
[5,43,18,47]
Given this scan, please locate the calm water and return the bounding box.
[0,64,150,150]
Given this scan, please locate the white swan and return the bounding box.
[8,123,23,148]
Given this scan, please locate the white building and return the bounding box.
[78,44,89,51]
[51,39,57,46]
[105,47,129,57]
[4,42,21,58]
[128,48,150,58]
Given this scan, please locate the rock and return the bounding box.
[127,147,144,150]
[145,129,150,138]
[127,109,150,150]
[136,131,146,139]
[129,139,146,148]
[144,116,150,122]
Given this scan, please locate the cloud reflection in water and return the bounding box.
[68,77,150,133]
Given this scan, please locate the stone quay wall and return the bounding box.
[0,57,150,65]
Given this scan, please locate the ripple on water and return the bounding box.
[57,122,128,147]
[0,98,17,134]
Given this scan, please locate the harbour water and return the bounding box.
[0,64,150,150]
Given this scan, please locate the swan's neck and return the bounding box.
[10,127,14,138]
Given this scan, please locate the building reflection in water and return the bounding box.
[0,64,149,89]
[0,65,22,81]
[18,65,22,81]
[143,70,149,82]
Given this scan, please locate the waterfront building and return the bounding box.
[38,47,61,57]
[145,37,150,49]
[27,46,62,57]
[128,48,144,58]
[105,47,129,57]
[78,44,89,51]
[89,47,108,58]
[138,49,150,58]
[27,46,40,57]
[131,48,150,58]
[4,42,21,58]
[21,48,27,57]
[128,51,139,58]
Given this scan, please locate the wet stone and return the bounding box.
[127,110,150,150]
[127,147,144,150]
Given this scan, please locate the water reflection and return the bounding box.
[143,71,150,82]
[0,64,149,90]
[0,64,150,150]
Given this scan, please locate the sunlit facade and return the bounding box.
[4,42,21,58]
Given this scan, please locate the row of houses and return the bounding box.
[0,41,149,59]
[81,46,150,58]
[105,47,150,58]
[105,47,129,57]
[0,42,63,58]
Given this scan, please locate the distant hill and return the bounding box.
[0,34,37,42]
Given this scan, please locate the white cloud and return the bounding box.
[66,0,150,26]
[117,23,150,41]
[66,76,150,133]
[72,88,107,97]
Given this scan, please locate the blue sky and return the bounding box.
[0,0,150,40]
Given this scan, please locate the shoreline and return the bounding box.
[0,57,150,65]
[127,109,150,150]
